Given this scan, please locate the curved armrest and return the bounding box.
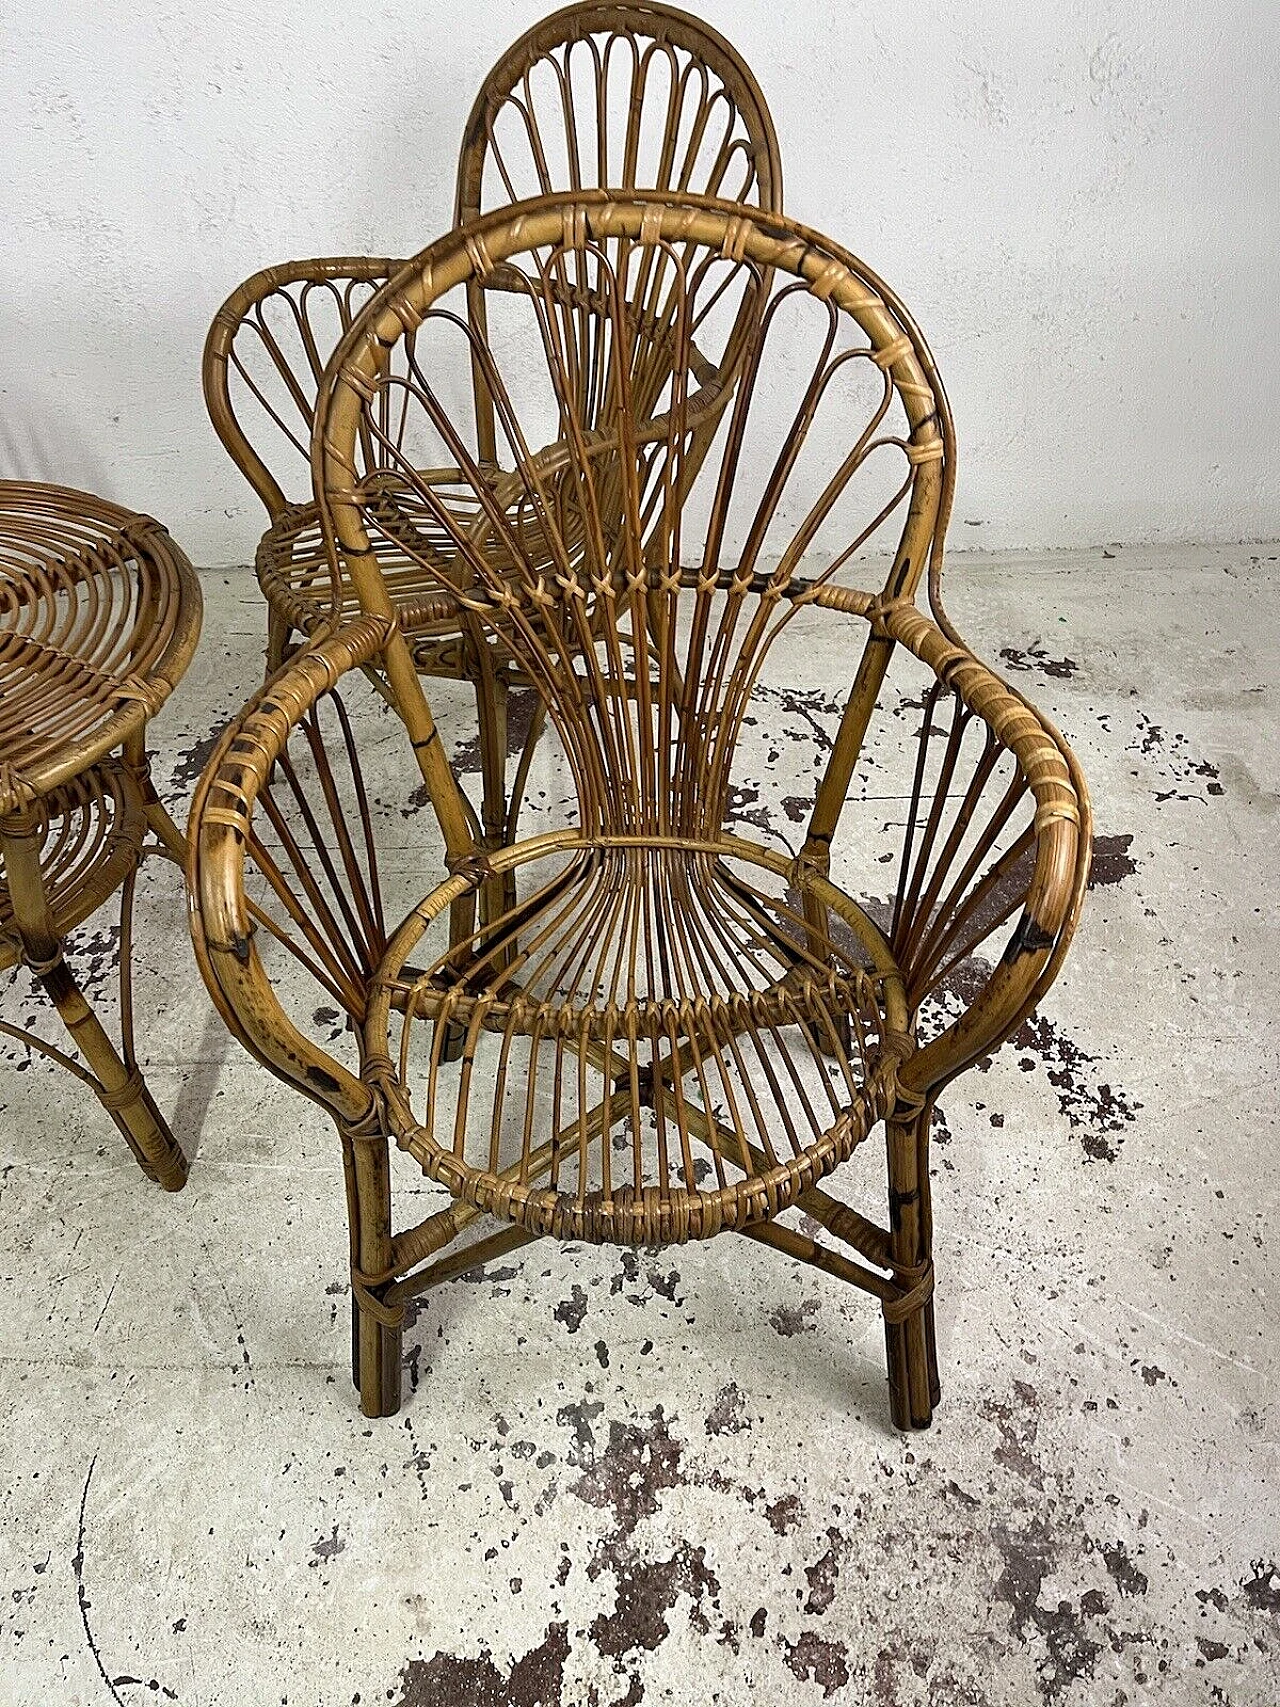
[186,615,395,1127]
[203,257,400,518]
[806,587,1091,1101]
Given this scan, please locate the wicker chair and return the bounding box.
[1,482,202,1189]
[188,193,1090,1429]
[201,1,782,903]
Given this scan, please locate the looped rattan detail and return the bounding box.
[882,1259,934,1326]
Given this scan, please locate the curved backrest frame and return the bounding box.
[313,192,956,863]
[455,1,783,468]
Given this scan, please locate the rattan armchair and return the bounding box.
[201,1,782,905]
[188,193,1090,1429]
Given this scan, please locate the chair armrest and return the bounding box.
[807,588,1091,1101]
[203,257,401,518]
[186,615,395,1127]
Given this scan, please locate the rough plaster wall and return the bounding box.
[2,0,1277,566]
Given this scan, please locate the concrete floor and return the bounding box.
[0,546,1276,1706]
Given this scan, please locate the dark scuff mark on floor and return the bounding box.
[803,1527,851,1615]
[981,1381,1046,1491]
[1240,1561,1280,1615]
[992,1515,1105,1698]
[309,1524,346,1566]
[768,1298,821,1337]
[395,1621,569,1707]
[588,1543,721,1657]
[1010,1013,1141,1162]
[569,1408,684,1541]
[1088,832,1138,888]
[999,643,1081,680]
[73,1456,179,1705]
[1126,713,1224,802]
[162,713,236,801]
[450,687,540,778]
[553,1283,588,1333]
[1101,1540,1149,1598]
[777,1629,851,1698]
[704,1382,749,1436]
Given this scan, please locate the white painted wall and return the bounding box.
[3,1,1277,565]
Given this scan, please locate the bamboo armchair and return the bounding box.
[0,482,201,1189]
[201,1,781,903]
[189,193,1090,1429]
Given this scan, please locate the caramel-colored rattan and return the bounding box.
[0,482,202,1190]
[202,1,784,897]
[189,193,1090,1429]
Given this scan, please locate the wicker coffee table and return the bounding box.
[0,482,202,1189]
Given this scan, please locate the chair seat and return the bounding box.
[257,498,467,647]
[0,761,144,973]
[364,834,910,1245]
[0,482,200,808]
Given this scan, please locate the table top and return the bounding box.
[0,481,202,814]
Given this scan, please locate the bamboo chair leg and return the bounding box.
[342,1122,402,1417]
[883,1101,939,1429]
[265,608,293,679]
[473,663,517,927]
[38,954,187,1190]
[504,695,547,848]
[125,732,186,863]
[1,812,187,1190]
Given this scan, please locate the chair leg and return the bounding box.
[341,1121,403,1418]
[1,809,187,1190]
[883,1103,939,1429]
[36,954,188,1190]
[351,1292,402,1417]
[473,664,517,929]
[126,730,186,862]
[265,608,293,679]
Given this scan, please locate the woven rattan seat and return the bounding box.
[0,481,201,1189]
[365,836,903,1243]
[189,194,1090,1431]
